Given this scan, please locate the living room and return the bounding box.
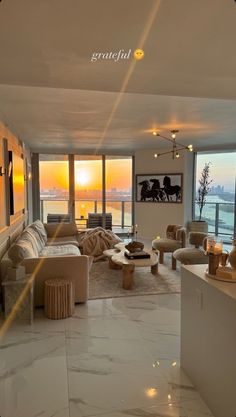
[0,1,236,417]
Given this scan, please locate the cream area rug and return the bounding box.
[88,258,180,300]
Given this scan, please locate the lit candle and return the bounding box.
[214,242,222,255]
[207,238,223,256]
[135,224,138,232]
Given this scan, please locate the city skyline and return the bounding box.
[196,152,236,193]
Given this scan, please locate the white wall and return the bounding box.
[135,148,194,239]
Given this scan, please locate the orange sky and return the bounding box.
[39,159,132,190]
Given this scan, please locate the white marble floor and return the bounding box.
[0,294,214,417]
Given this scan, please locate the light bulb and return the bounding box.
[153,131,157,136]
[175,152,180,158]
[154,153,158,158]
[188,144,193,151]
[172,133,176,139]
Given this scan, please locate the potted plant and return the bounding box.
[189,162,212,233]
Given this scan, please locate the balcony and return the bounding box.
[40,199,132,233]
[194,202,235,241]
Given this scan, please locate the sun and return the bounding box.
[75,170,90,185]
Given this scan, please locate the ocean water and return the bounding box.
[41,200,132,227]
[195,195,235,237]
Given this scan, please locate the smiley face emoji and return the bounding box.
[133,49,144,60]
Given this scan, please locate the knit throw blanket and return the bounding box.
[81,227,122,261]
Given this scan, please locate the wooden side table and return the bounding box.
[2,275,34,324]
[44,279,75,320]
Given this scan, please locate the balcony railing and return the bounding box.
[194,201,235,240]
[40,199,132,228]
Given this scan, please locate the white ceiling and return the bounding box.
[0,0,236,153]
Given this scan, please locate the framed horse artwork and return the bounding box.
[136,173,183,203]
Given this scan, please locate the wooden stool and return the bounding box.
[44,279,75,319]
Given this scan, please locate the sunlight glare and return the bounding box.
[76,170,90,185]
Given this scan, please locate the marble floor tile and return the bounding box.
[0,345,69,417]
[0,294,215,417]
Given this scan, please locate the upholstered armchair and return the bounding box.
[173,231,208,265]
[152,225,186,270]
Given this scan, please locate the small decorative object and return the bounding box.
[7,244,26,280]
[220,251,229,267]
[125,250,150,260]
[206,236,223,275]
[212,239,236,282]
[215,266,236,282]
[136,173,182,203]
[229,238,236,269]
[125,241,144,253]
[7,265,26,281]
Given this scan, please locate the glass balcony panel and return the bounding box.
[124,201,132,227]
[41,200,68,223]
[106,201,122,226]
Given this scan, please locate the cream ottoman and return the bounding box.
[173,247,208,265]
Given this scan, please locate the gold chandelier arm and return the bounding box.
[156,146,192,157]
[157,149,175,157]
[157,134,186,148]
[156,134,176,144]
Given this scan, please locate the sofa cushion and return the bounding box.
[8,239,36,266]
[44,222,77,238]
[23,227,44,254]
[40,244,80,257]
[30,220,47,245]
[46,236,80,247]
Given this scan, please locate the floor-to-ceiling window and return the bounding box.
[39,155,69,222]
[39,154,133,230]
[195,152,236,240]
[74,155,103,225]
[105,156,132,228]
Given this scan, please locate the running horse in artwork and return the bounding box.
[149,179,166,201]
[163,176,181,202]
[138,180,159,201]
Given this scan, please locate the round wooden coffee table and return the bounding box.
[111,244,158,290]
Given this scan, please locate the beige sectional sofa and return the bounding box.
[0,220,92,306]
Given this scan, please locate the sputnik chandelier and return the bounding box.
[152,130,193,159]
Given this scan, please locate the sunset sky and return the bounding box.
[39,159,132,191]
